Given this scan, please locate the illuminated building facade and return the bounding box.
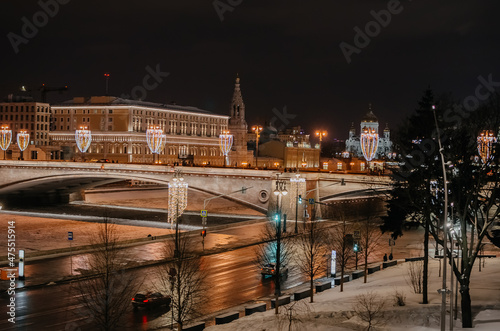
[345,105,392,160]
[50,96,230,165]
[0,100,54,160]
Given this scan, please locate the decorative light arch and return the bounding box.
[219,131,233,166]
[75,126,92,153]
[360,127,379,162]
[0,126,12,159]
[17,130,30,160]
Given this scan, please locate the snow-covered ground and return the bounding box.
[205,257,500,331]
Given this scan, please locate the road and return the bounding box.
[0,244,305,330]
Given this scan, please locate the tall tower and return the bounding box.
[228,74,248,152]
[227,74,251,166]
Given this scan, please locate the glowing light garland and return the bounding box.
[75,126,92,153]
[159,134,167,153]
[146,126,164,154]
[290,174,306,211]
[477,130,497,164]
[17,130,30,152]
[168,172,188,224]
[0,126,12,152]
[219,131,233,166]
[360,127,379,162]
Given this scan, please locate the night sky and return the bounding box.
[2,0,500,140]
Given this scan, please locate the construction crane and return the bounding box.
[39,84,69,103]
[20,84,69,103]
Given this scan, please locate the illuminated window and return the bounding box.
[360,163,365,171]
[323,162,329,170]
[337,162,342,170]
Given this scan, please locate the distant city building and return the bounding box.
[256,125,320,169]
[345,105,392,160]
[0,100,54,160]
[50,96,229,165]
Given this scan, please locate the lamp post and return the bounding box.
[315,130,327,152]
[146,126,164,164]
[273,175,288,314]
[432,105,449,331]
[219,130,233,167]
[168,170,188,258]
[17,130,29,160]
[0,126,12,160]
[290,172,306,234]
[252,125,263,168]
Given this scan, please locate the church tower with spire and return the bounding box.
[227,75,251,165]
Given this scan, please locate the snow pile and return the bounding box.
[206,257,500,331]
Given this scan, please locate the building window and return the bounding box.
[360,163,365,171]
[323,162,329,170]
[31,151,38,160]
[337,162,342,170]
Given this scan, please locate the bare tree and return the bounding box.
[328,213,354,292]
[353,292,387,331]
[72,218,139,331]
[156,232,206,331]
[276,300,312,331]
[293,207,328,302]
[359,216,383,283]
[254,216,294,313]
[405,259,425,294]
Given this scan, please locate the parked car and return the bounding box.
[97,159,110,163]
[261,263,288,277]
[132,292,171,309]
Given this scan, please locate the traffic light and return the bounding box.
[201,230,206,237]
[274,214,279,222]
[353,242,359,252]
[298,195,302,204]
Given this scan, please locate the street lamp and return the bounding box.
[432,105,449,331]
[17,130,29,161]
[146,126,164,164]
[252,125,263,168]
[315,130,327,151]
[219,130,233,167]
[273,175,287,313]
[168,170,188,258]
[0,126,12,160]
[360,127,379,162]
[477,130,496,164]
[290,172,306,234]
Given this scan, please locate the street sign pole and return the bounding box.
[201,210,208,251]
[68,231,73,275]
